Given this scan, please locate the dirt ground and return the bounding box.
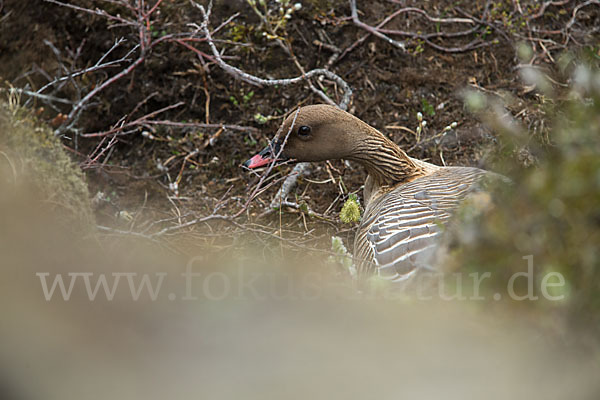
[1,0,598,255]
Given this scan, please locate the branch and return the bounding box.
[269,162,310,209]
[349,0,406,51]
[347,0,498,54]
[191,1,352,110]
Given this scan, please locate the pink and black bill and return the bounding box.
[243,140,287,169]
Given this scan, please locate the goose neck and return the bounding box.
[349,133,425,187]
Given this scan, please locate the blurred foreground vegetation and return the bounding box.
[0,93,93,231]
[450,52,600,336]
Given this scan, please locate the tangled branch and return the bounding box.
[346,0,599,62]
[347,0,495,55]
[192,1,352,110]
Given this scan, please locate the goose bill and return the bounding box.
[243,142,287,169]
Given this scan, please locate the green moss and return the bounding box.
[0,100,94,232]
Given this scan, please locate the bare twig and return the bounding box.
[527,0,571,20]
[37,38,130,97]
[389,4,474,24]
[346,0,499,54]
[269,162,311,209]
[192,2,352,110]
[39,0,231,138]
[566,0,600,30]
[349,0,406,51]
[141,120,258,132]
[9,89,74,105]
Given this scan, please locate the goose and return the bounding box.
[244,104,498,283]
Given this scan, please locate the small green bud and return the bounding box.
[340,194,361,223]
[254,113,268,124]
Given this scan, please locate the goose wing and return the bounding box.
[357,167,487,282]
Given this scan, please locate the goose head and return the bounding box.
[243,105,368,168]
[243,104,428,189]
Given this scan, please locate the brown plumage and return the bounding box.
[244,105,495,282]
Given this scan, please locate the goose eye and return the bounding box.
[297,125,311,137]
